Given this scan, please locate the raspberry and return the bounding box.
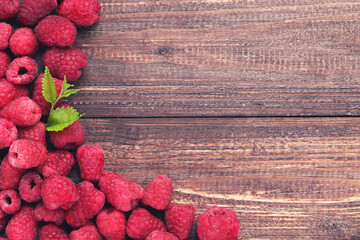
[0,22,11,50]
[17,121,46,145]
[58,0,101,26]
[126,208,166,240]
[0,51,10,79]
[13,84,30,98]
[34,202,65,226]
[41,176,79,210]
[38,224,70,240]
[2,97,42,126]
[76,144,104,182]
[66,181,105,228]
[19,171,43,203]
[0,215,6,233]
[0,118,17,149]
[9,139,48,169]
[38,149,75,178]
[35,15,77,48]
[96,207,126,240]
[49,119,85,150]
[142,175,172,210]
[17,0,57,26]
[0,155,25,190]
[165,204,195,240]
[196,206,240,240]
[0,79,15,108]
[0,189,21,214]
[99,171,145,212]
[6,57,38,85]
[69,225,103,240]
[5,206,37,240]
[9,28,38,56]
[0,0,20,21]
[43,48,87,82]
[146,231,179,240]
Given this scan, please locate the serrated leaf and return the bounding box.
[61,76,73,92]
[41,67,57,103]
[46,106,81,132]
[62,89,80,98]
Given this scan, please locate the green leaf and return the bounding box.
[41,67,57,103]
[62,89,80,98]
[46,106,81,132]
[61,76,73,92]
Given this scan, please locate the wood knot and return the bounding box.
[155,46,173,56]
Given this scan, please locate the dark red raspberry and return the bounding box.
[41,176,79,210]
[96,207,126,240]
[0,118,17,149]
[35,202,65,226]
[17,121,46,145]
[0,189,21,214]
[0,0,20,21]
[0,51,11,79]
[6,206,37,240]
[38,224,70,240]
[70,225,103,240]
[76,144,104,182]
[0,22,11,50]
[9,139,48,169]
[13,84,30,99]
[6,57,38,85]
[49,119,85,150]
[142,175,172,210]
[43,48,87,82]
[35,15,77,48]
[17,0,57,26]
[0,215,6,233]
[197,206,240,240]
[2,97,42,126]
[58,0,101,26]
[38,149,75,178]
[19,171,43,203]
[0,155,25,190]
[99,171,145,212]
[126,208,166,240]
[9,28,38,56]
[146,231,179,240]
[165,204,195,240]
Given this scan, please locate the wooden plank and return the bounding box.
[81,117,360,239]
[67,0,360,117]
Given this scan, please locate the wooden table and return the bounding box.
[69,0,360,239]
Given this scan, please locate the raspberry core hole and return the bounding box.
[4,196,11,205]
[30,180,36,189]
[18,67,28,75]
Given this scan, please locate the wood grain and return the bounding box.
[82,117,360,239]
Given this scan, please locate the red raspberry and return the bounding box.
[49,119,85,150]
[43,48,87,82]
[17,121,46,145]
[2,97,42,126]
[0,118,17,149]
[38,149,75,178]
[17,0,57,26]
[146,231,179,240]
[99,171,145,212]
[35,202,65,226]
[69,225,103,240]
[38,224,70,240]
[35,15,77,48]
[126,208,166,240]
[5,206,37,240]
[96,207,126,240]
[0,189,21,214]
[13,84,29,98]
[9,28,38,56]
[41,176,79,210]
[0,215,6,233]
[0,22,11,50]
[0,78,15,107]
[19,171,43,203]
[0,0,20,21]
[58,0,101,26]
[142,175,172,210]
[76,144,104,182]
[0,155,25,190]
[0,52,11,79]
[66,181,105,228]
[9,139,48,169]
[196,206,240,240]
[165,204,195,240]
[6,57,38,85]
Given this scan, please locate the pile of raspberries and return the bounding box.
[0,0,240,239]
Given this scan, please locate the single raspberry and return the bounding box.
[0,189,21,214]
[0,22,11,50]
[9,28,38,56]
[19,171,43,203]
[9,139,48,169]
[96,207,126,240]
[58,0,101,26]
[39,224,70,240]
[2,97,42,126]
[0,52,11,79]
[13,84,30,99]
[66,181,105,228]
[0,0,20,21]
[6,57,38,85]
[35,15,77,48]
[41,176,79,210]
[49,119,85,150]
[70,225,103,240]
[126,208,166,240]
[35,202,65,226]
[99,171,145,212]
[197,206,240,240]
[38,149,75,178]
[142,175,172,210]
[146,231,179,240]
[17,121,46,146]
[76,144,104,182]
[5,206,37,240]
[0,79,15,107]
[0,155,25,190]
[17,0,57,26]
[0,118,17,149]
[43,48,87,82]
[165,204,195,239]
